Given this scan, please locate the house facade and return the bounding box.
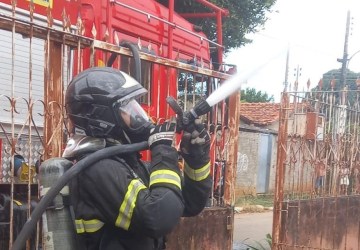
[236,103,280,196]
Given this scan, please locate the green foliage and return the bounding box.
[314,69,360,91]
[310,69,360,106]
[243,234,272,250]
[177,72,207,95]
[177,72,208,110]
[240,87,274,103]
[157,0,276,52]
[235,194,274,207]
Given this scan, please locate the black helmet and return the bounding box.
[65,67,153,143]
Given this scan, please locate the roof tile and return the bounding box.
[240,103,280,126]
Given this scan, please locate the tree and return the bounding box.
[241,87,274,103]
[315,69,360,91]
[157,0,276,52]
[308,69,360,109]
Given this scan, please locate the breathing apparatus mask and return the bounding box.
[114,97,154,143]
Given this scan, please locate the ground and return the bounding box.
[233,195,274,249]
[233,211,273,250]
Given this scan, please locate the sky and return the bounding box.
[225,0,360,102]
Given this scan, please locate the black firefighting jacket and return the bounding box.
[69,144,212,250]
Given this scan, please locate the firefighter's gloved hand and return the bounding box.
[148,118,176,150]
[180,119,210,168]
[148,118,181,195]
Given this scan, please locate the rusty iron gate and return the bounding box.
[273,89,360,249]
[0,2,239,250]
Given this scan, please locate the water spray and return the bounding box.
[167,71,244,128]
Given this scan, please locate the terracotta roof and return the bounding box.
[240,103,280,126]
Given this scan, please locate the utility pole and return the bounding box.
[293,65,302,92]
[338,11,351,87]
[283,46,290,92]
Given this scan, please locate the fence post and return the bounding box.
[44,41,64,160]
[272,92,289,248]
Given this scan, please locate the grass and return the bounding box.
[235,194,274,208]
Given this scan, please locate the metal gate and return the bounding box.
[0,2,239,249]
[273,89,360,249]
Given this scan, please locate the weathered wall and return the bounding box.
[235,129,278,196]
[279,196,360,249]
[236,131,259,196]
[266,120,280,132]
[167,207,233,250]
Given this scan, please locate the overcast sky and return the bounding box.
[225,0,360,101]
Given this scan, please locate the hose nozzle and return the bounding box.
[166,96,211,131]
[185,99,211,124]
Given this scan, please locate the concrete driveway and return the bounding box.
[233,211,273,250]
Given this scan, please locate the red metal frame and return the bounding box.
[168,0,174,60]
[0,1,237,248]
[180,0,229,67]
[196,0,229,15]
[1,0,80,23]
[195,0,229,64]
[2,0,228,124]
[0,138,2,178]
[79,0,213,121]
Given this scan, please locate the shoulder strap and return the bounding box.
[112,156,139,179]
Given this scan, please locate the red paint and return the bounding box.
[76,0,211,120]
[1,0,81,23]
[0,138,2,180]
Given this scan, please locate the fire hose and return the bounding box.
[11,141,148,250]
[12,71,243,250]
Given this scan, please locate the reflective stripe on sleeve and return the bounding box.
[75,219,104,234]
[149,169,181,190]
[115,179,146,230]
[184,161,210,181]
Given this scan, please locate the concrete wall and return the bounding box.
[236,131,260,196]
[235,128,278,197]
[235,120,317,197]
[266,120,280,132]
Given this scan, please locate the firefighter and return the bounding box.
[64,67,212,250]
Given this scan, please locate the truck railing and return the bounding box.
[0,12,229,80]
[111,0,224,50]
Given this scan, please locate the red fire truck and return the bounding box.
[0,0,239,249]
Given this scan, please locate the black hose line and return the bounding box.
[107,42,142,84]
[12,141,149,250]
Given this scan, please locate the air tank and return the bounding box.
[39,158,78,250]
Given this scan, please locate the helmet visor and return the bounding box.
[118,99,150,131]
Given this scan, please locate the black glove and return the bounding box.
[148,119,176,150]
[180,119,210,168]
[148,119,181,194]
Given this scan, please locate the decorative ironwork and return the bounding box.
[273,90,360,249]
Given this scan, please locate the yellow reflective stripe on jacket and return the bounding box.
[149,169,181,190]
[75,219,104,234]
[184,161,210,181]
[115,179,146,230]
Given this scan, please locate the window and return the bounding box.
[177,71,208,111]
